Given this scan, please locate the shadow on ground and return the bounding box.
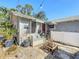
[44,49,79,59]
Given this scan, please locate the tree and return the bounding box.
[25,4,33,15]
[0,21,17,40]
[0,7,7,15]
[34,11,48,20]
[16,4,22,12]
[20,7,26,14]
[0,7,9,20]
[16,4,33,15]
[10,8,17,12]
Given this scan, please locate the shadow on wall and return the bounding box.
[44,49,79,59]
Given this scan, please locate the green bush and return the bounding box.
[0,21,17,40]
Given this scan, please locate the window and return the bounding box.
[48,24,54,28]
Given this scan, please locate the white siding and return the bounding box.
[51,31,79,47]
[54,21,79,32]
[19,18,30,44]
[51,21,79,47]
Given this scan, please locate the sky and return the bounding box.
[0,0,79,20]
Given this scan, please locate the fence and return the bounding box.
[51,31,79,47]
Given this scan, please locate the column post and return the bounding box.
[30,20,32,34]
[41,23,42,33]
[45,23,47,36]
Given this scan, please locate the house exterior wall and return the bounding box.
[18,18,30,45]
[18,18,45,46]
[54,21,79,32]
[31,33,45,46]
[11,14,45,46]
[32,38,45,46]
[11,15,18,29]
[31,22,45,46]
[50,21,79,47]
[51,31,79,47]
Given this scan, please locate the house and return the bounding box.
[10,11,47,46]
[49,16,79,32]
[48,16,79,47]
[10,11,79,47]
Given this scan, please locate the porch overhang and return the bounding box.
[10,11,45,23]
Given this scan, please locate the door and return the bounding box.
[42,23,45,33]
[19,21,30,45]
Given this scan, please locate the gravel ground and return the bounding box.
[0,47,47,59]
[0,45,79,59]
